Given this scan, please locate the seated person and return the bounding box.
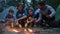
[16,4,27,27]
[5,9,15,26]
[27,8,38,27]
[35,2,56,27]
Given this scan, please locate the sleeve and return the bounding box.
[47,5,56,17]
[4,15,9,21]
[13,15,17,23]
[24,10,28,16]
[5,15,8,19]
[34,8,40,15]
[37,13,42,22]
[13,15,16,19]
[34,13,39,19]
[16,12,19,19]
[34,9,42,22]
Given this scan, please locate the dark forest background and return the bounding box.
[0,0,60,20]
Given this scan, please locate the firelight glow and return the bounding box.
[12,29,19,32]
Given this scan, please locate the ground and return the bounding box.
[0,23,60,34]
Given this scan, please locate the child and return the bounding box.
[27,8,38,27]
[5,9,15,26]
[16,4,27,27]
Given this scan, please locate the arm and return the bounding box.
[16,12,19,19]
[16,15,27,25]
[36,13,42,22]
[16,12,26,20]
[18,10,27,20]
[4,15,10,21]
[47,6,56,17]
[34,8,40,16]
[17,15,27,20]
[34,9,42,22]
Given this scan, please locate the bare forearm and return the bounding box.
[17,16,27,20]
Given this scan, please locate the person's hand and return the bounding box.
[34,18,38,23]
[15,20,19,25]
[17,18,22,21]
[46,15,52,19]
[18,16,27,20]
[27,20,30,23]
[35,20,38,23]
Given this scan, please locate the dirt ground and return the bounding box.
[0,23,60,34]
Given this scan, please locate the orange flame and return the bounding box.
[28,17,33,20]
[25,23,28,27]
[24,29,27,32]
[12,29,19,32]
[28,28,33,32]
[19,24,22,28]
[11,22,14,28]
[24,28,33,32]
[24,28,34,34]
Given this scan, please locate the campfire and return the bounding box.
[3,22,35,34]
[24,28,34,32]
[4,26,34,34]
[11,28,20,32]
[3,19,41,34]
